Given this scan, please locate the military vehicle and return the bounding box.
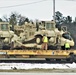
[0,21,76,62]
[14,20,74,50]
[0,22,14,49]
[0,22,25,49]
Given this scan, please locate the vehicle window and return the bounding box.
[45,23,54,30]
[1,24,8,31]
[62,33,72,40]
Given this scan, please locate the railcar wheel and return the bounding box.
[46,58,50,61]
[35,36,42,45]
[66,58,71,62]
[70,53,75,62]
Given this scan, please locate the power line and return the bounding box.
[0,0,48,9]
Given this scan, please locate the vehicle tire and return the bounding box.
[61,46,65,50]
[2,45,10,50]
[35,36,42,45]
[0,40,3,49]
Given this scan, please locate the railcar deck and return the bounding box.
[0,49,75,59]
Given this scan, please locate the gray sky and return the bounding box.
[0,0,76,21]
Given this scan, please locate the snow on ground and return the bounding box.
[0,62,76,70]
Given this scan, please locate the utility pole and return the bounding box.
[53,0,55,21]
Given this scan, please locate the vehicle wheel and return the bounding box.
[35,36,42,45]
[61,46,65,50]
[0,41,3,49]
[2,45,10,50]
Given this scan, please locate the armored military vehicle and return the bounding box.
[33,20,74,49]
[0,22,24,49]
[14,20,74,50]
[0,22,14,49]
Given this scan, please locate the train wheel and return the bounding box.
[56,59,61,61]
[66,58,70,62]
[35,36,42,45]
[46,58,51,61]
[70,53,75,62]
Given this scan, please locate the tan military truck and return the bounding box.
[0,22,23,49]
[0,22,14,49]
[14,20,74,50]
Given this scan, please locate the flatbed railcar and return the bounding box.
[0,49,76,62]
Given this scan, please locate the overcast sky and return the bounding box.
[0,0,76,21]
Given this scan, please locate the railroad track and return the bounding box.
[0,59,74,63]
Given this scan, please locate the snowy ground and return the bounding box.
[0,62,76,70]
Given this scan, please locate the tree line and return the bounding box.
[0,11,76,30]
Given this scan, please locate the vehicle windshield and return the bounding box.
[45,23,55,30]
[1,24,8,31]
[62,33,72,40]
